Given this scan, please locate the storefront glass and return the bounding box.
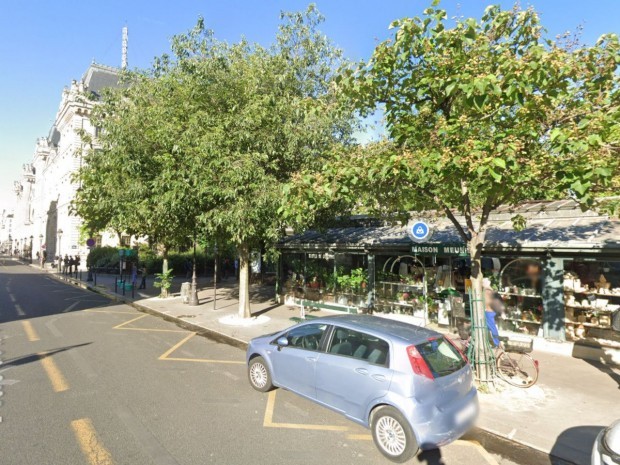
[497,258,544,337]
[563,259,620,343]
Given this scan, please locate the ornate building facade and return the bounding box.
[10,62,120,266]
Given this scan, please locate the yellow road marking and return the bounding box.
[347,433,372,440]
[457,440,499,465]
[22,321,40,341]
[263,391,349,431]
[157,333,244,364]
[39,353,69,392]
[71,418,115,465]
[113,314,185,332]
[84,309,136,314]
[112,314,148,329]
[158,332,196,359]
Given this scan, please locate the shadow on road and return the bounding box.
[551,425,604,465]
[417,449,445,464]
[2,343,92,368]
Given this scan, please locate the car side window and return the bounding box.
[328,327,390,366]
[283,324,327,351]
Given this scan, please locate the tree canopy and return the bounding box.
[73,6,356,314]
[283,2,620,382]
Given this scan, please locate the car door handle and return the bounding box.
[372,374,387,382]
[355,368,369,376]
[306,356,318,362]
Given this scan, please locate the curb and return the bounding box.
[463,428,576,465]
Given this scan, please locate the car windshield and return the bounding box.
[416,337,466,378]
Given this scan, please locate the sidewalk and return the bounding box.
[50,267,620,465]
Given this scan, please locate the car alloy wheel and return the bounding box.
[247,356,273,392]
[371,406,418,463]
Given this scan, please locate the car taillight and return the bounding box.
[406,344,434,380]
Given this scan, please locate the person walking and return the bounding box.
[138,265,147,289]
[63,254,69,274]
[131,262,138,288]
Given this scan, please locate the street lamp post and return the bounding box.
[29,235,33,264]
[189,232,199,306]
[213,242,218,311]
[57,229,63,274]
[39,234,43,268]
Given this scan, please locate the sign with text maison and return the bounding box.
[411,244,468,257]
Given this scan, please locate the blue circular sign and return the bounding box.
[410,221,431,241]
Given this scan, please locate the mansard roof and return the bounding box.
[82,62,120,98]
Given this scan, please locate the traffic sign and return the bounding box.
[408,221,432,242]
[86,238,95,247]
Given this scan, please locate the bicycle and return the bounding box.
[459,335,539,388]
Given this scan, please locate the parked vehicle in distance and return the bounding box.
[246,314,478,462]
[592,419,620,465]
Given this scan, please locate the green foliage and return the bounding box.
[153,268,175,295]
[336,268,367,292]
[86,246,119,268]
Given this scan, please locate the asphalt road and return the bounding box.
[0,258,520,465]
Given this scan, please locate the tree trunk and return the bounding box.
[468,231,494,385]
[238,242,251,319]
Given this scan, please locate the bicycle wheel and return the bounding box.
[496,351,538,388]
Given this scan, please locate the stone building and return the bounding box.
[10,62,121,266]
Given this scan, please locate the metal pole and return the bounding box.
[213,243,218,311]
[189,232,199,306]
[115,276,118,293]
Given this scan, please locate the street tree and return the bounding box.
[74,7,356,307]
[284,3,620,382]
[193,6,356,318]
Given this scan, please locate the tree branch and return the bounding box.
[461,180,475,232]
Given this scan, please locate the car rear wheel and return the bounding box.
[371,406,418,463]
[248,356,273,392]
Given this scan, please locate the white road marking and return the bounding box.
[507,428,517,439]
[14,304,25,316]
[8,294,16,302]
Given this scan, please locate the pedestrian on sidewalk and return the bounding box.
[63,254,69,274]
[74,255,81,275]
[234,258,239,281]
[131,262,138,288]
[138,264,147,289]
[184,258,192,279]
[483,278,505,347]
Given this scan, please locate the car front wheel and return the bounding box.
[248,356,274,392]
[371,406,418,463]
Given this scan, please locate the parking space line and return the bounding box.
[112,314,148,329]
[457,440,499,465]
[39,352,69,392]
[84,310,136,314]
[21,320,40,341]
[263,391,349,431]
[158,333,244,364]
[71,418,115,465]
[113,314,186,333]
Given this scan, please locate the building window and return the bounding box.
[121,235,131,247]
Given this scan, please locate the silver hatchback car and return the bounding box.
[246,314,478,462]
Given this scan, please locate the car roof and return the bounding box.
[308,314,440,344]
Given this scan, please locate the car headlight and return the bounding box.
[601,420,620,463]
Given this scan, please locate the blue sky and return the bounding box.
[1,0,619,211]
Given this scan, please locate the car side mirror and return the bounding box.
[276,337,289,350]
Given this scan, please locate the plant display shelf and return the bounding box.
[503,317,541,324]
[564,319,611,329]
[565,305,614,313]
[566,290,620,298]
[499,292,542,298]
